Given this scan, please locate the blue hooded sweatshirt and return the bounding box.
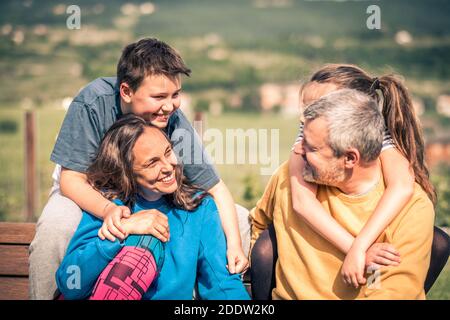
[56,195,249,300]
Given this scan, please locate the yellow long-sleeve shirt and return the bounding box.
[250,161,434,300]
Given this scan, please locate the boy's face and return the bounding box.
[120,74,182,129]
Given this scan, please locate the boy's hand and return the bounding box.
[120,209,170,243]
[98,202,131,242]
[226,244,249,274]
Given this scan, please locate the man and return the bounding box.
[250,89,434,299]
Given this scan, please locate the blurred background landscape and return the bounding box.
[0,0,449,298]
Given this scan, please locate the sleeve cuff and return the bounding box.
[50,154,89,173]
[95,237,124,260]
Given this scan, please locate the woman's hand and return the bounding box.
[341,242,401,288]
[121,209,170,242]
[98,202,131,242]
[226,244,249,274]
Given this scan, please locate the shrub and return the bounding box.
[0,120,18,134]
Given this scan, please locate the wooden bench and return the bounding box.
[0,222,36,300]
[0,221,446,300]
[0,221,251,300]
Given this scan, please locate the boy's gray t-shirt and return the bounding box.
[50,77,220,191]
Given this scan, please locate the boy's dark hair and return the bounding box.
[117,38,191,91]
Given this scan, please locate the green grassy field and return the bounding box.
[0,0,448,299]
[428,264,450,300]
[0,108,65,221]
[1,0,450,107]
[0,108,299,220]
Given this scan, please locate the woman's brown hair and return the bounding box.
[87,114,206,210]
[303,64,436,205]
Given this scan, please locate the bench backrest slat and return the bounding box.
[0,245,30,276]
[0,222,36,245]
[0,222,35,300]
[0,277,29,300]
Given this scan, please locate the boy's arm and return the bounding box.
[249,167,279,252]
[52,97,131,240]
[289,150,355,254]
[60,167,130,240]
[170,109,247,273]
[208,180,247,274]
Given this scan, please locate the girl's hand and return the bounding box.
[226,244,249,274]
[98,202,131,242]
[121,209,170,242]
[341,242,401,289]
[365,242,401,269]
[341,246,367,289]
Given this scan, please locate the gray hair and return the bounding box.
[303,89,384,163]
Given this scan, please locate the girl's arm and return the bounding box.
[290,145,413,286]
[349,147,415,251]
[289,150,355,254]
[208,179,249,274]
[341,147,414,287]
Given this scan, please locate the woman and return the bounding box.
[56,114,250,300]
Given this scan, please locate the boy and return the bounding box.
[29,38,248,299]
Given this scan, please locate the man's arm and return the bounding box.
[249,167,280,253]
[362,195,434,299]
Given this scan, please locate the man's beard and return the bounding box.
[302,158,346,187]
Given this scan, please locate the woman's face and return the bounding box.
[132,127,179,200]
